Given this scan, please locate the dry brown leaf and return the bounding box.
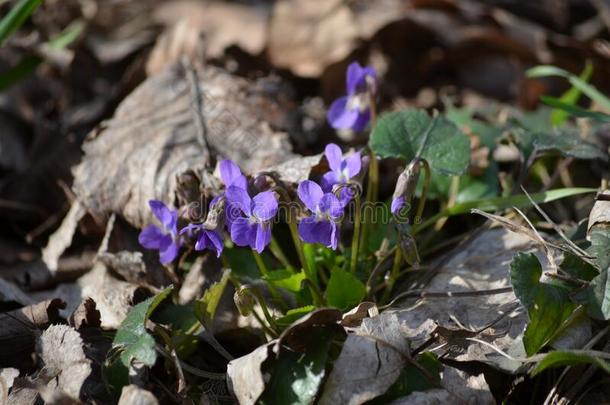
[226,343,273,405]
[148,1,268,74]
[341,301,377,328]
[0,368,19,404]
[268,0,408,77]
[72,63,295,229]
[31,262,148,329]
[68,298,101,330]
[0,299,66,370]
[393,228,532,373]
[41,202,86,274]
[588,190,610,234]
[37,325,92,401]
[118,385,159,405]
[318,313,408,405]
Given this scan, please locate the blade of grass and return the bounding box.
[550,61,592,126]
[526,65,610,112]
[0,20,83,92]
[415,187,597,234]
[0,0,43,45]
[541,96,610,123]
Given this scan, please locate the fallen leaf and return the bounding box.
[341,301,377,327]
[148,1,268,74]
[69,298,101,330]
[0,299,66,370]
[0,368,19,403]
[72,63,296,229]
[38,324,95,401]
[118,385,159,405]
[318,313,408,405]
[392,228,533,373]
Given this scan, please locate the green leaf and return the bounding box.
[527,65,610,111]
[589,227,610,271]
[573,270,610,320]
[417,187,597,233]
[549,61,593,126]
[512,126,607,164]
[370,109,471,176]
[560,253,599,282]
[325,268,365,311]
[0,19,83,92]
[263,269,306,294]
[532,351,610,376]
[368,352,442,404]
[259,327,337,405]
[510,254,576,356]
[224,247,260,279]
[276,306,316,329]
[0,0,43,45]
[542,96,610,123]
[113,286,173,367]
[194,270,230,328]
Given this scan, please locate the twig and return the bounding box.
[380,287,514,309]
[182,57,212,164]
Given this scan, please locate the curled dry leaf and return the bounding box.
[37,325,93,401]
[0,298,66,370]
[0,368,19,403]
[118,385,159,405]
[268,0,408,77]
[226,308,343,405]
[69,298,101,330]
[72,63,296,229]
[148,1,268,74]
[32,262,149,329]
[319,313,408,405]
[588,190,610,234]
[341,301,378,328]
[394,228,532,373]
[226,343,273,405]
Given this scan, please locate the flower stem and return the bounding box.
[381,247,402,303]
[249,288,279,336]
[252,251,287,312]
[349,192,362,274]
[270,237,293,270]
[359,148,379,262]
[412,159,431,234]
[302,278,325,307]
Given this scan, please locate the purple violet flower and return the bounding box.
[180,198,225,258]
[219,159,248,226]
[225,186,278,253]
[138,200,181,265]
[297,180,344,250]
[219,159,247,190]
[321,143,362,196]
[391,196,406,215]
[327,62,377,132]
[180,224,224,258]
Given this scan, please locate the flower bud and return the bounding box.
[391,159,421,215]
[234,286,256,316]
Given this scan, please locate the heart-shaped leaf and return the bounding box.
[113,286,173,367]
[510,253,576,356]
[369,109,471,176]
[326,268,365,311]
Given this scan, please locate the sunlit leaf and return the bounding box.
[0,0,43,45]
[370,109,470,176]
[112,286,173,367]
[194,270,230,328]
[527,65,610,111]
[510,254,576,356]
[326,268,365,311]
[532,350,610,376]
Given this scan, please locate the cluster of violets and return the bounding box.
[140,61,377,265]
[139,144,363,264]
